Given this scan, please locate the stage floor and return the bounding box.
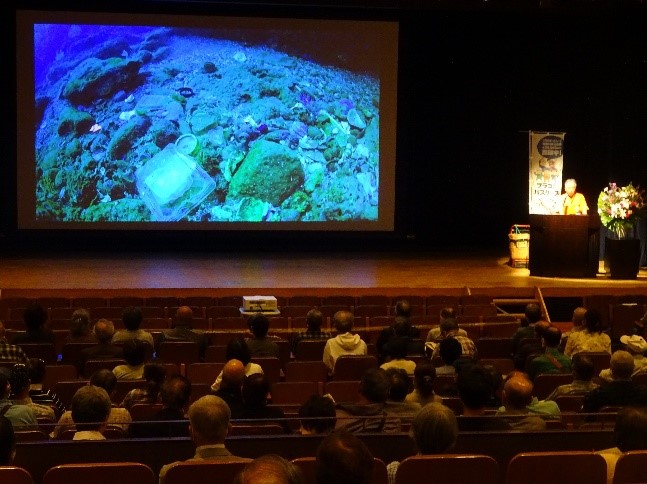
[1,249,646,299]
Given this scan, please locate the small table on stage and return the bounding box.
[528,214,601,278]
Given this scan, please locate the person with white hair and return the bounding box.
[599,335,647,382]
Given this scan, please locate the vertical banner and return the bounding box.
[528,131,565,214]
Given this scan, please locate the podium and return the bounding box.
[528,214,600,278]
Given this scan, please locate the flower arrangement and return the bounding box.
[597,182,646,239]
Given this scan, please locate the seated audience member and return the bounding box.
[0,330,29,364]
[480,364,504,408]
[545,354,598,401]
[405,361,442,407]
[496,373,556,430]
[159,394,251,484]
[323,310,367,374]
[0,415,15,465]
[27,358,65,416]
[386,402,459,484]
[213,359,246,419]
[290,308,331,355]
[298,394,337,435]
[120,362,167,410]
[434,337,462,376]
[456,364,512,431]
[0,368,37,428]
[377,300,423,364]
[211,337,263,392]
[527,326,572,381]
[112,306,154,347]
[596,406,647,484]
[384,368,421,418]
[9,363,56,421]
[583,350,647,413]
[513,320,551,372]
[132,374,191,438]
[79,318,124,373]
[112,338,148,380]
[430,318,476,361]
[158,306,208,359]
[335,368,400,433]
[560,306,587,345]
[425,307,466,342]
[65,308,97,344]
[51,369,132,438]
[511,303,543,355]
[316,430,375,484]
[70,385,112,440]
[11,303,55,345]
[235,454,304,484]
[564,308,611,358]
[379,337,417,376]
[239,373,291,434]
[245,313,280,358]
[599,334,647,382]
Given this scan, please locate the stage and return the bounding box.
[1,249,646,300]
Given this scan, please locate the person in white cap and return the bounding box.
[599,334,647,382]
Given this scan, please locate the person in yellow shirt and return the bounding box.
[560,178,589,215]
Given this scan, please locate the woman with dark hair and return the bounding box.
[112,339,148,379]
[564,308,611,358]
[210,337,264,392]
[120,362,167,410]
[10,303,55,344]
[405,361,442,407]
[66,308,97,343]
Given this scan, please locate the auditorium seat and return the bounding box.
[14,430,49,442]
[203,345,227,362]
[83,359,127,379]
[357,295,391,307]
[322,295,356,307]
[16,343,58,364]
[205,306,242,318]
[476,358,515,377]
[292,456,388,484]
[355,305,391,319]
[270,381,318,405]
[324,380,360,403]
[612,450,647,484]
[251,357,283,384]
[144,296,179,308]
[162,461,249,484]
[319,305,354,318]
[332,355,377,381]
[129,403,164,421]
[0,466,34,484]
[475,337,514,359]
[532,373,574,400]
[394,455,499,484]
[38,297,71,309]
[157,341,200,365]
[294,340,328,361]
[60,343,96,367]
[185,362,223,385]
[284,361,329,384]
[287,295,322,307]
[575,352,611,375]
[52,380,87,408]
[281,305,317,319]
[70,297,108,308]
[505,451,607,484]
[179,296,217,308]
[42,364,78,390]
[42,462,154,484]
[109,297,145,308]
[215,296,244,307]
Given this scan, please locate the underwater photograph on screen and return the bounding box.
[33,22,381,223]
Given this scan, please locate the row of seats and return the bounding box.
[4,450,647,484]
